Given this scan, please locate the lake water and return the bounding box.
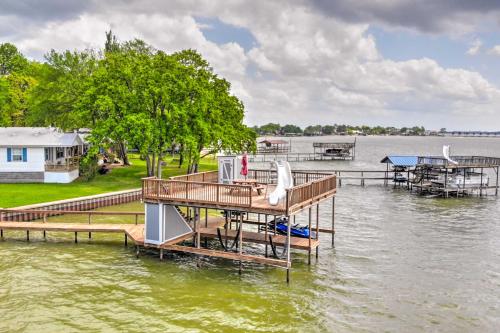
[1,136,500,332]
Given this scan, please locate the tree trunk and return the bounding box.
[156,156,163,178]
[119,141,130,165]
[179,153,183,168]
[151,153,156,177]
[145,155,153,177]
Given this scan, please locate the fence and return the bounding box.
[0,189,142,222]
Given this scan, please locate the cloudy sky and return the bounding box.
[2,0,500,130]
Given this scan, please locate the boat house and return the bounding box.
[0,127,84,183]
[381,154,500,197]
[257,139,291,153]
[313,140,356,160]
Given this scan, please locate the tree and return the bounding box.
[321,125,335,135]
[28,50,97,129]
[303,125,322,136]
[0,43,28,76]
[0,43,36,126]
[172,49,255,173]
[281,124,302,134]
[258,123,281,135]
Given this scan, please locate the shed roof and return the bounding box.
[0,127,83,147]
[380,155,418,167]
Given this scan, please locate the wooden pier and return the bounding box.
[143,169,337,282]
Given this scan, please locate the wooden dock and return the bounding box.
[0,221,145,245]
[198,227,319,250]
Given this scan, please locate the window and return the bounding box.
[45,148,53,161]
[12,148,23,162]
[56,147,65,159]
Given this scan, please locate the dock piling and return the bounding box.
[316,204,319,259]
[307,210,311,265]
[331,197,335,247]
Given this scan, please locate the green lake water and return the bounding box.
[1,136,500,332]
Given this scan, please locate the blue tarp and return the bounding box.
[380,155,418,167]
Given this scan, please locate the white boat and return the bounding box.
[433,170,489,188]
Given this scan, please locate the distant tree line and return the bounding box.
[0,32,256,177]
[252,123,427,136]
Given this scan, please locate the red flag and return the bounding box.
[240,153,248,178]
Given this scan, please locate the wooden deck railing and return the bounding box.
[45,156,80,172]
[142,170,337,214]
[143,178,253,208]
[417,156,500,168]
[169,170,218,183]
[286,174,337,214]
[0,209,144,224]
[247,169,332,185]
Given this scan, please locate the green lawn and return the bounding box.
[0,155,217,208]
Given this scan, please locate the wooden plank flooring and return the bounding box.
[162,244,289,268]
[0,221,146,245]
[198,227,319,250]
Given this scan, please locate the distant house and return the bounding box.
[0,127,84,183]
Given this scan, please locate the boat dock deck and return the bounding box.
[0,221,145,245]
[199,227,319,250]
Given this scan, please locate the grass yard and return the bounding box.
[0,155,218,208]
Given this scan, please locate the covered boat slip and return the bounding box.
[382,155,500,197]
[142,169,337,280]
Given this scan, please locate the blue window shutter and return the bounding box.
[22,148,27,162]
[7,148,12,162]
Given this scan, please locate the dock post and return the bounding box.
[27,230,29,242]
[331,197,335,247]
[43,230,46,240]
[204,208,208,247]
[74,232,78,243]
[264,214,268,257]
[197,208,201,249]
[496,166,499,196]
[124,233,128,247]
[480,168,484,197]
[160,248,164,261]
[286,214,291,284]
[444,168,449,198]
[88,213,92,239]
[225,210,229,249]
[316,204,319,259]
[239,213,243,275]
[136,246,140,258]
[1,229,3,239]
[307,209,312,265]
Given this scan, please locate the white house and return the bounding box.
[0,127,84,183]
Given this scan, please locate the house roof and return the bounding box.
[0,127,83,147]
[380,155,418,167]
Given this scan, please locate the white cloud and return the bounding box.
[466,39,482,55]
[488,45,500,56]
[1,0,500,130]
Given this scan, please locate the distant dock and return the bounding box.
[250,140,356,162]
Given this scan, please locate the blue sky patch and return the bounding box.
[368,26,500,86]
[196,17,257,52]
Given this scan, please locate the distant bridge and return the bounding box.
[445,131,500,137]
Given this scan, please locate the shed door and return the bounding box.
[221,159,233,184]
